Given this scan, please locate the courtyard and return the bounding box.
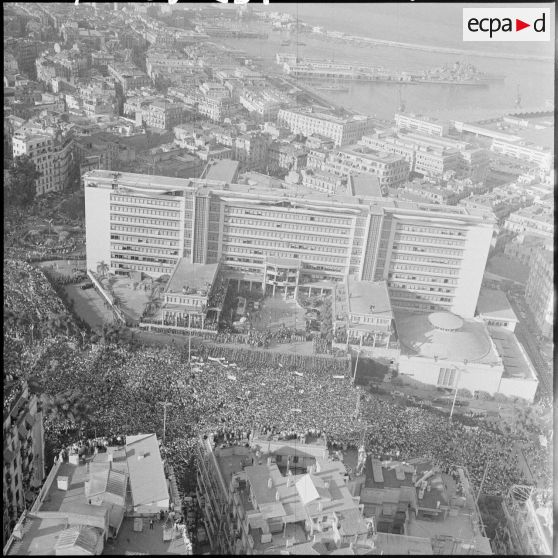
[249,294,308,332]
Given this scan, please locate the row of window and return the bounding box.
[223,247,347,265]
[110,234,178,247]
[110,204,181,219]
[111,195,182,209]
[389,273,457,285]
[225,207,352,227]
[225,219,351,235]
[393,244,463,257]
[111,214,180,228]
[112,244,179,256]
[388,282,453,294]
[390,291,452,303]
[224,229,350,245]
[398,225,466,237]
[112,253,177,265]
[110,225,180,237]
[394,234,465,247]
[390,264,459,276]
[391,254,461,266]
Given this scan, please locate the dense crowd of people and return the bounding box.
[3,260,552,508]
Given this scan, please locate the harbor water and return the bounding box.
[214,3,554,121]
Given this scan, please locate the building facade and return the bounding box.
[525,247,554,339]
[12,128,74,196]
[3,385,45,547]
[277,108,373,147]
[84,171,494,318]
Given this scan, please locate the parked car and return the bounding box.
[80,283,94,290]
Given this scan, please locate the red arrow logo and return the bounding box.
[516,19,530,31]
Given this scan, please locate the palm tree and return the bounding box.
[97,261,109,277]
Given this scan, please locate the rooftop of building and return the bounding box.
[280,107,369,125]
[201,158,240,183]
[82,170,492,221]
[476,288,518,323]
[337,144,404,164]
[394,311,501,365]
[346,278,392,318]
[347,173,382,198]
[488,326,538,380]
[165,259,219,296]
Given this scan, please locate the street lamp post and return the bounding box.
[449,367,465,422]
[158,401,173,446]
[353,349,361,384]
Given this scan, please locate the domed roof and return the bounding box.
[428,312,463,331]
[395,312,499,364]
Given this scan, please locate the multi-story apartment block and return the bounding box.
[277,108,373,147]
[325,145,409,189]
[301,169,346,195]
[12,127,74,196]
[503,204,554,239]
[144,101,188,131]
[268,142,308,173]
[491,138,553,171]
[234,133,270,171]
[195,434,373,555]
[84,170,494,318]
[3,384,45,547]
[525,247,554,339]
[108,63,151,93]
[394,112,449,136]
[361,132,489,182]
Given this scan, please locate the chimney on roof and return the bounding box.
[267,477,273,489]
[267,457,272,466]
[276,490,280,502]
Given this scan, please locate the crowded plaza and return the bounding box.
[4,259,552,504]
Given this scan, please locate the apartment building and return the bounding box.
[277,108,373,147]
[84,170,494,318]
[326,144,409,188]
[503,204,554,239]
[234,133,270,171]
[491,138,552,171]
[267,142,308,173]
[361,132,459,178]
[361,132,490,182]
[394,113,449,136]
[144,101,188,131]
[525,247,554,339]
[108,63,151,93]
[195,434,373,555]
[12,127,74,196]
[3,384,45,547]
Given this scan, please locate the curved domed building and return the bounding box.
[394,309,537,400]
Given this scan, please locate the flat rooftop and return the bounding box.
[339,145,404,164]
[348,173,382,198]
[476,288,518,323]
[103,517,190,555]
[202,159,240,183]
[83,170,490,220]
[347,278,392,317]
[488,326,538,380]
[165,259,219,295]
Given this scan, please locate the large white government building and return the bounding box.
[84,170,494,318]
